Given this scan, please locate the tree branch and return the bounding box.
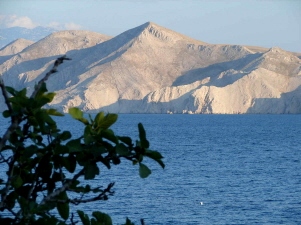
[0,56,71,151]
[0,55,71,213]
[30,55,71,99]
[0,77,19,152]
[0,77,13,114]
[39,167,85,206]
[69,182,114,205]
[0,155,16,210]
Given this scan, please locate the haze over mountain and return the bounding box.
[0,26,57,48]
[0,22,300,114]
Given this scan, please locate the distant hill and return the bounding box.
[0,22,300,114]
[0,26,57,48]
[0,38,34,64]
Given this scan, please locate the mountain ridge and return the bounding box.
[0,26,57,48]
[0,22,300,114]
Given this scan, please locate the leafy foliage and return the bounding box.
[0,56,164,224]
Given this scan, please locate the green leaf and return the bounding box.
[90,146,107,157]
[124,217,135,225]
[66,138,83,152]
[145,150,163,159]
[36,110,57,131]
[9,96,28,107]
[139,163,151,178]
[12,175,23,189]
[33,91,56,108]
[57,191,69,220]
[145,150,165,168]
[57,202,69,220]
[17,196,27,211]
[118,136,133,146]
[138,123,146,140]
[43,92,56,103]
[5,86,17,96]
[92,211,112,225]
[90,219,99,225]
[78,210,91,225]
[24,145,38,158]
[28,116,39,127]
[35,82,48,98]
[63,154,76,173]
[101,129,118,144]
[2,110,10,118]
[138,123,149,148]
[60,131,72,141]
[84,163,99,180]
[116,143,130,156]
[6,191,17,210]
[98,113,118,130]
[84,125,94,145]
[18,88,27,97]
[37,159,53,181]
[35,215,60,224]
[45,108,64,116]
[69,107,89,125]
[54,145,69,154]
[94,112,105,127]
[69,107,83,119]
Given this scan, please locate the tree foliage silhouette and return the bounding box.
[0,56,164,225]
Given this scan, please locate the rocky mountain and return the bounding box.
[0,22,300,114]
[0,38,34,65]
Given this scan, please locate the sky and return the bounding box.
[0,0,300,52]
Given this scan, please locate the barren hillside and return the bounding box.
[0,22,300,113]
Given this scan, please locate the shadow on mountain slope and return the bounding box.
[1,55,59,87]
[172,53,262,87]
[94,84,301,114]
[0,55,13,65]
[93,89,207,114]
[247,86,301,114]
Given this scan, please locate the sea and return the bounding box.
[1,114,301,225]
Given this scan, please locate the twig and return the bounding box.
[0,76,19,151]
[39,167,85,206]
[0,77,13,114]
[0,117,19,154]
[140,219,145,225]
[69,182,114,205]
[0,155,16,210]
[30,55,71,99]
[70,213,78,225]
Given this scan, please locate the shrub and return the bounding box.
[0,56,164,225]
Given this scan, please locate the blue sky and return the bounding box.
[0,0,300,52]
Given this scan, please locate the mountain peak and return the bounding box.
[267,46,287,54]
[113,21,207,46]
[263,46,300,60]
[0,38,34,56]
[17,30,111,59]
[142,22,176,42]
[139,21,205,44]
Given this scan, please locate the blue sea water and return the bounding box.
[1,114,301,224]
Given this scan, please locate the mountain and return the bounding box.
[0,22,300,114]
[0,26,57,48]
[0,38,34,64]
